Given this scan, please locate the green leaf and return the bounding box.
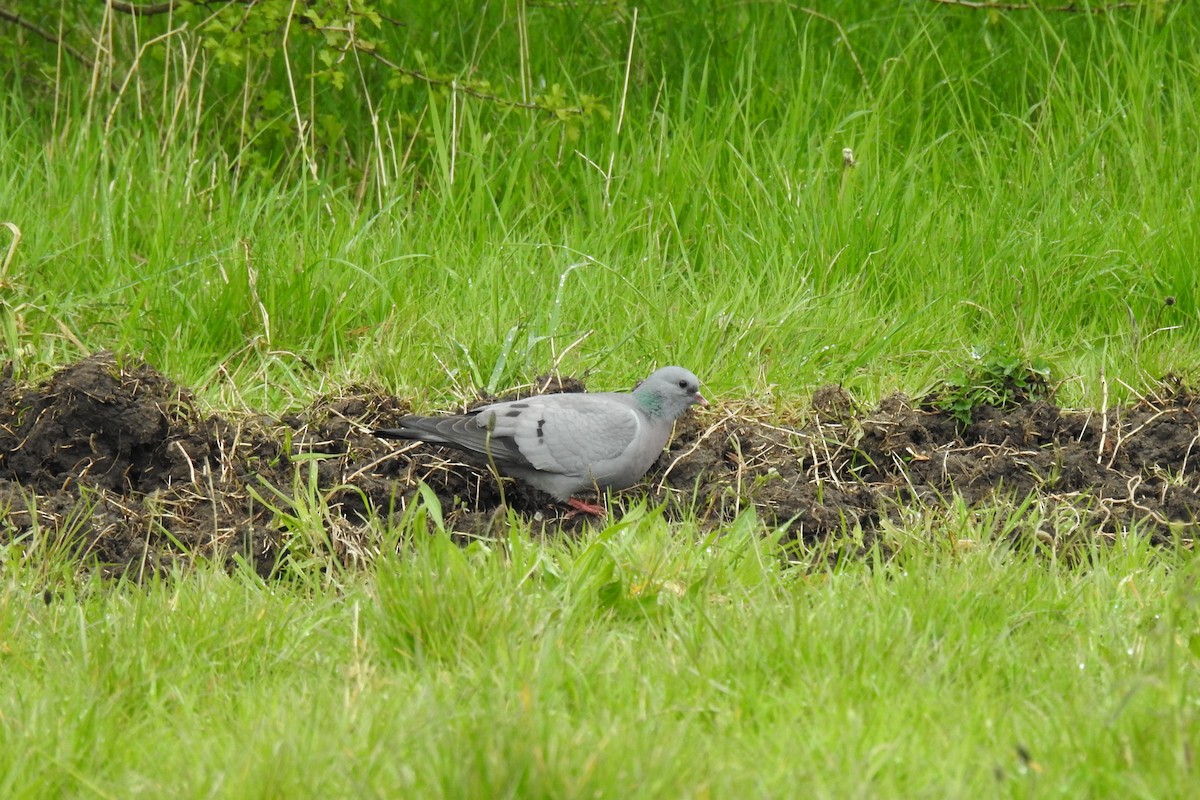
[1189,633,1200,661]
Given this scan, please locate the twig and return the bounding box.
[105,23,188,134]
[1124,474,1171,527]
[794,7,873,101]
[107,0,178,14]
[0,222,20,282]
[928,0,1155,12]
[105,0,258,15]
[1097,371,1109,463]
[1106,408,1171,470]
[172,439,198,485]
[367,51,585,115]
[815,423,844,488]
[347,442,420,484]
[1184,423,1200,484]
[0,5,95,69]
[657,410,734,491]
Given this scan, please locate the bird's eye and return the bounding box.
[678,379,690,389]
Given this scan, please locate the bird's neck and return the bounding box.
[636,392,666,419]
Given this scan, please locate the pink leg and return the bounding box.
[566,497,607,517]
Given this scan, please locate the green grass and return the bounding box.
[2,2,1198,409]
[3,2,1200,796]
[2,510,1198,797]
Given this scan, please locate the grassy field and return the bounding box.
[3,514,1198,797]
[3,1,1200,796]
[3,0,1197,409]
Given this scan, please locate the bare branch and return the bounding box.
[4,2,578,115]
[367,51,586,115]
[927,0,1160,12]
[106,0,187,15]
[0,5,95,68]
[105,0,262,15]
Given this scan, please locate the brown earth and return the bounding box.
[1,352,1197,578]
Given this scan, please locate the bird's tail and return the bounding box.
[373,416,455,443]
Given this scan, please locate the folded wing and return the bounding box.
[477,394,641,476]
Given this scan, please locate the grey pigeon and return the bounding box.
[375,366,707,513]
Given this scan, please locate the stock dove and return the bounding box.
[375,366,707,514]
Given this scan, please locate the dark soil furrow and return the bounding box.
[1,353,1196,577]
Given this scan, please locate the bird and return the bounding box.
[374,366,708,515]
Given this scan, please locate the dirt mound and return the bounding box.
[1,353,1197,577]
[0,354,194,492]
[0,353,290,575]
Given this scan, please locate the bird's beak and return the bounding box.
[694,392,709,407]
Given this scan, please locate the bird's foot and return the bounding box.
[565,497,608,518]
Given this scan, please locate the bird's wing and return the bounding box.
[478,393,642,476]
[381,413,536,469]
